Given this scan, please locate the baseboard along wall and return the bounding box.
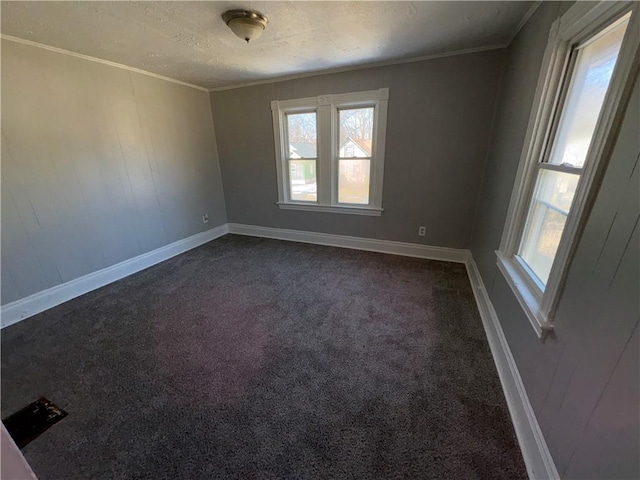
[465,258,560,480]
[0,224,229,328]
[0,222,557,480]
[227,223,470,263]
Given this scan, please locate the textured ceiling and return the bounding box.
[1,1,534,90]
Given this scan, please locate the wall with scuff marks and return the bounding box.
[469,2,639,478]
[210,49,504,247]
[1,39,227,305]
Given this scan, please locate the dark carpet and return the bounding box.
[1,234,527,479]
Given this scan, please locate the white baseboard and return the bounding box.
[227,223,471,263]
[1,220,555,480]
[465,257,559,480]
[1,223,466,327]
[0,224,229,328]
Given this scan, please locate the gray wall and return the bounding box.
[470,3,639,479]
[210,49,504,248]
[1,40,227,305]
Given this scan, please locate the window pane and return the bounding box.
[339,108,373,158]
[548,16,629,168]
[287,112,317,159]
[519,170,580,285]
[338,159,370,204]
[289,160,316,202]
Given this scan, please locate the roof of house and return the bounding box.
[290,142,317,159]
[352,138,372,155]
[341,137,372,156]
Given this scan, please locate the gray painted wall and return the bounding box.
[1,40,227,305]
[470,3,639,479]
[210,49,504,248]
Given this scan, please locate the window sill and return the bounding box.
[495,251,554,339]
[276,202,383,216]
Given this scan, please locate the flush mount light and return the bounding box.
[222,9,268,43]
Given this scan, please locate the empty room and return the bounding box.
[1,1,638,479]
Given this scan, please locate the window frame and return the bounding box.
[283,109,318,203]
[271,88,389,216]
[497,1,639,338]
[335,105,375,207]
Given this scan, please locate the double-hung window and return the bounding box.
[497,2,638,337]
[271,88,389,215]
[284,111,318,202]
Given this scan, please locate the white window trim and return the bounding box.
[271,88,389,215]
[497,1,640,338]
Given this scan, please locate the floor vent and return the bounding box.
[3,397,67,448]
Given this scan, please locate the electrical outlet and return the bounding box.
[418,226,426,237]
[202,213,209,224]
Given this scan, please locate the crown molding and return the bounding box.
[208,44,507,92]
[0,34,209,92]
[1,33,509,95]
[506,1,543,46]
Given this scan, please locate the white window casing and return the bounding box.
[497,1,639,338]
[271,88,389,216]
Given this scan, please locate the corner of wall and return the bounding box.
[206,91,229,225]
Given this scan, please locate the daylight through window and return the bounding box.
[517,15,629,286]
[271,89,389,215]
[286,112,318,202]
[497,2,636,336]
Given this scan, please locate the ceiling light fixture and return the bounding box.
[222,9,268,44]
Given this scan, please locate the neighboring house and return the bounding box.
[289,142,317,160]
[339,136,371,158]
[339,136,371,185]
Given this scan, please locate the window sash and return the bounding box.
[495,2,637,338]
[284,110,318,161]
[542,14,630,170]
[287,159,318,204]
[283,110,318,204]
[517,166,581,286]
[336,158,372,206]
[335,105,376,206]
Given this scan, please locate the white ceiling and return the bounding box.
[1,1,535,90]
